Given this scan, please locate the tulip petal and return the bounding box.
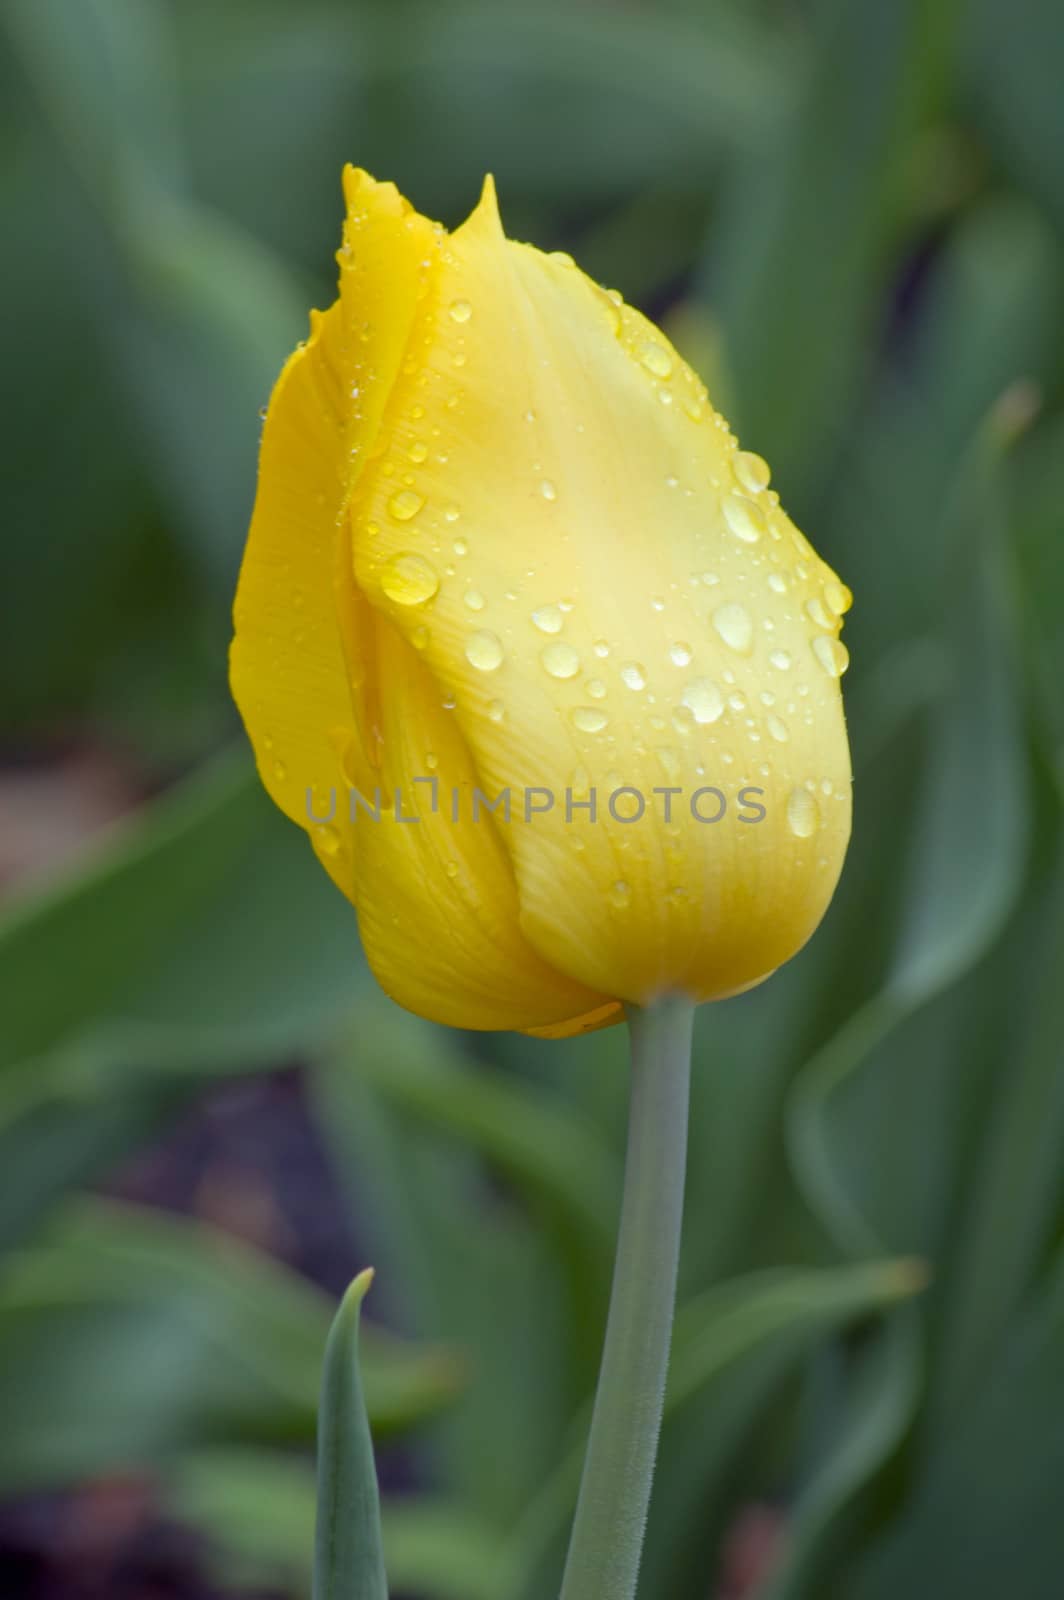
[348,179,852,1005]
[233,172,614,1032]
[351,614,616,1032]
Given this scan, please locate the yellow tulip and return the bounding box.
[230,169,852,1037]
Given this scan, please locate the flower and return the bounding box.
[230,169,852,1036]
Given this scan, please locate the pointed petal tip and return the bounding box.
[463,172,504,239]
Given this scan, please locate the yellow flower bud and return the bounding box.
[230,169,852,1037]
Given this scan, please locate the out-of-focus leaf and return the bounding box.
[314,1272,387,1600]
[966,0,1064,240]
[4,0,307,605]
[823,194,1059,667]
[315,1046,592,1529]
[508,1259,924,1600]
[704,0,958,503]
[0,1199,461,1494]
[932,848,1064,1418]
[166,1449,507,1600]
[175,1,784,243]
[0,752,364,1249]
[792,418,1028,1256]
[755,1313,922,1600]
[852,1245,1064,1600]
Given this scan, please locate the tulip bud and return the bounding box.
[230,169,852,1035]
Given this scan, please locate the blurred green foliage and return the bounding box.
[2,0,1064,1597]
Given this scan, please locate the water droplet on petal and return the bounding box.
[733,451,772,495]
[669,642,693,666]
[805,596,833,629]
[593,638,610,658]
[381,553,439,605]
[466,630,503,672]
[540,479,557,501]
[620,662,646,691]
[609,880,632,908]
[812,635,850,677]
[531,605,564,634]
[787,787,820,838]
[463,588,485,612]
[639,341,673,378]
[682,678,724,724]
[542,642,580,679]
[769,648,793,671]
[585,678,607,699]
[487,698,505,722]
[443,503,461,522]
[449,299,472,323]
[723,493,767,545]
[824,579,853,616]
[408,439,428,463]
[314,824,341,856]
[712,603,754,655]
[388,489,424,522]
[572,706,609,733]
[768,572,789,594]
[766,714,790,742]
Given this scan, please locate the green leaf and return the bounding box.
[0,1199,460,1494]
[704,0,958,502]
[315,1271,388,1600]
[0,752,364,1248]
[507,1259,924,1600]
[165,1448,507,1600]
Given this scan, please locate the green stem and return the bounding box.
[558,996,695,1600]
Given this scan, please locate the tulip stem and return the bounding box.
[558,996,695,1600]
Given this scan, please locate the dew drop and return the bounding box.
[732,451,771,495]
[273,760,287,782]
[443,503,461,523]
[824,579,853,616]
[805,596,833,629]
[681,677,724,725]
[585,677,607,699]
[766,714,790,743]
[669,642,693,666]
[314,824,341,856]
[407,439,428,463]
[380,553,439,606]
[531,605,564,634]
[609,880,632,909]
[541,642,580,679]
[787,787,820,839]
[711,603,754,655]
[453,537,468,556]
[463,588,485,612]
[812,635,850,678]
[487,698,505,722]
[593,638,610,658]
[540,479,557,501]
[387,488,424,522]
[769,648,793,671]
[723,493,767,545]
[466,630,503,672]
[672,705,695,733]
[449,299,472,323]
[572,706,609,733]
[639,341,673,378]
[768,572,789,594]
[445,859,460,879]
[620,661,646,691]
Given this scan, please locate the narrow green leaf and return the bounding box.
[315,1271,388,1600]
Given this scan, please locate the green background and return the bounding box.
[2,0,1063,1596]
